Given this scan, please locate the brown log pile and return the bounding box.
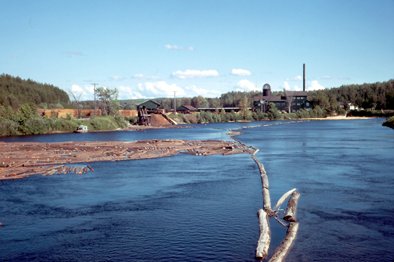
[0,139,254,180]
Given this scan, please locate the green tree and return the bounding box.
[96,87,120,115]
[268,103,281,120]
[191,96,209,108]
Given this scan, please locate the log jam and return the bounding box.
[0,139,254,180]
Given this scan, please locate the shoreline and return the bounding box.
[0,117,379,139]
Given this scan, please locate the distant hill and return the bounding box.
[0,74,70,108]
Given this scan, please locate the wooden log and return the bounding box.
[268,222,299,262]
[256,209,271,259]
[251,155,272,211]
[262,173,269,189]
[274,188,296,211]
[263,187,272,211]
[283,191,300,222]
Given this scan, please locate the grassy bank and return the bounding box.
[0,104,128,137]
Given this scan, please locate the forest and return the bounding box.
[0,74,70,108]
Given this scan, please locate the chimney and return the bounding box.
[303,63,306,92]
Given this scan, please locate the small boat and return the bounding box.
[74,125,88,133]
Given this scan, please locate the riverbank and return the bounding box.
[0,139,254,181]
[382,116,394,129]
[302,115,377,121]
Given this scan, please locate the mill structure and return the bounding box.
[253,64,311,113]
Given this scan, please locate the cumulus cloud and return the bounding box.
[185,85,221,97]
[137,81,186,97]
[132,73,145,79]
[294,75,302,81]
[116,85,144,99]
[165,44,194,51]
[283,81,300,91]
[69,84,94,100]
[309,80,325,90]
[231,68,251,76]
[235,79,259,92]
[172,69,219,79]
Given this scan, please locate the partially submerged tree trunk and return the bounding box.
[252,154,300,261]
[256,209,271,259]
[268,222,299,262]
[284,191,300,222]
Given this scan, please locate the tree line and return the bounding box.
[0,74,70,108]
[123,79,394,115]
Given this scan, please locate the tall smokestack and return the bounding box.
[303,63,306,92]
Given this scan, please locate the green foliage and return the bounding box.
[0,118,20,136]
[0,74,70,108]
[0,103,129,137]
[88,116,127,130]
[268,103,281,120]
[96,87,120,115]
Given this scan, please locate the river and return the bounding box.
[1,119,393,261]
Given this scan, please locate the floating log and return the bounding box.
[274,188,297,211]
[268,222,299,262]
[252,156,272,211]
[256,209,271,259]
[263,187,272,211]
[283,191,300,222]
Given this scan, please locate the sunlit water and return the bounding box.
[1,119,393,261]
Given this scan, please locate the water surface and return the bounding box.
[1,119,393,261]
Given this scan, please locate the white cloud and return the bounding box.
[172,69,219,79]
[283,81,300,91]
[231,68,251,76]
[116,85,145,99]
[185,85,221,97]
[235,79,259,92]
[69,84,94,100]
[110,75,126,81]
[309,80,325,90]
[165,44,194,51]
[137,81,186,98]
[133,73,145,79]
[294,75,302,81]
[283,81,291,90]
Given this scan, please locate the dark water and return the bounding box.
[1,119,393,261]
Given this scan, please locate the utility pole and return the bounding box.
[92,83,98,116]
[173,91,176,114]
[303,64,306,92]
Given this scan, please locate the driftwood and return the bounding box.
[252,154,300,261]
[268,222,299,262]
[256,209,271,259]
[274,188,297,211]
[283,191,300,222]
[252,155,272,212]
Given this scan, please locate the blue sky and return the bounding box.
[1,0,393,100]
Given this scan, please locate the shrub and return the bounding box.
[0,118,20,136]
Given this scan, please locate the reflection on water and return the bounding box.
[1,119,393,261]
